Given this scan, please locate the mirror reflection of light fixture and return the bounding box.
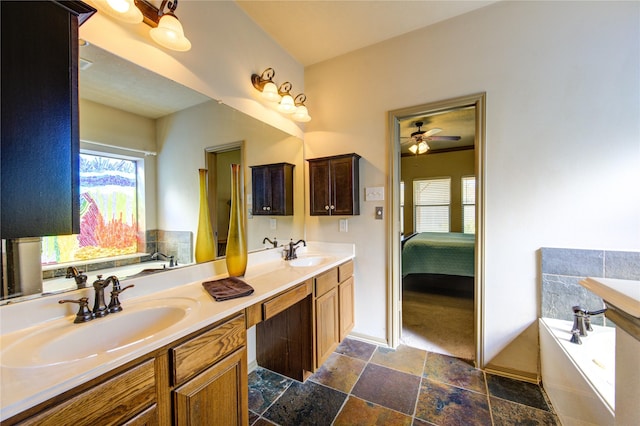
[277,82,297,114]
[251,68,280,102]
[93,0,191,51]
[292,94,311,122]
[251,69,311,121]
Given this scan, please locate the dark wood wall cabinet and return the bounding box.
[250,163,294,216]
[1,1,95,239]
[307,153,361,216]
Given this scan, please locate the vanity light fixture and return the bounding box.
[277,82,297,114]
[292,94,311,122]
[93,0,191,51]
[251,68,280,102]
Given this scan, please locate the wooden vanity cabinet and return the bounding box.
[170,313,248,425]
[1,0,95,239]
[250,163,294,216]
[314,260,355,368]
[8,358,158,425]
[5,314,248,426]
[307,154,360,216]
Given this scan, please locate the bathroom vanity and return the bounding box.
[0,243,355,425]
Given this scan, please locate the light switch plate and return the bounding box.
[365,186,384,201]
[339,219,348,232]
[270,218,277,230]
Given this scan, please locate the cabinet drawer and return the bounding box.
[171,314,246,385]
[338,260,353,283]
[263,281,312,320]
[19,359,156,425]
[315,267,338,296]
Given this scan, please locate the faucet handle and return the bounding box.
[59,297,94,323]
[108,284,135,313]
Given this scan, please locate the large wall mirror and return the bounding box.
[0,42,304,304]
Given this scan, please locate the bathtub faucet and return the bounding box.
[570,305,607,344]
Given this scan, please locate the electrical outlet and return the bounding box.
[339,219,348,232]
[270,218,277,230]
[375,206,383,219]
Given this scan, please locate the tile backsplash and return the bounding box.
[540,247,640,325]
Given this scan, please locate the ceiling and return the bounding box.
[235,0,497,67]
[399,107,475,156]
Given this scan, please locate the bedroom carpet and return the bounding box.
[401,274,475,360]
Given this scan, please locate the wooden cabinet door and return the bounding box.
[251,165,272,215]
[308,159,331,215]
[174,348,248,426]
[331,156,360,215]
[339,276,355,341]
[315,287,339,367]
[251,163,294,216]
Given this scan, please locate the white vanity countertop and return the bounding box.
[579,277,640,318]
[0,242,355,421]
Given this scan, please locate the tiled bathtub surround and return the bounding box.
[540,248,640,323]
[42,230,192,280]
[144,230,192,265]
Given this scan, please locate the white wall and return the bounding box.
[304,1,640,375]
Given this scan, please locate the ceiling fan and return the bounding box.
[403,121,461,154]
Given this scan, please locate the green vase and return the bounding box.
[226,163,247,276]
[195,169,215,262]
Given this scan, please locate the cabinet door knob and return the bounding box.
[330,205,335,210]
[266,206,271,211]
[325,205,330,210]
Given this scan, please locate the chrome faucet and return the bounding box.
[150,251,176,267]
[59,274,133,323]
[284,239,306,260]
[570,305,607,344]
[263,237,278,248]
[65,266,88,288]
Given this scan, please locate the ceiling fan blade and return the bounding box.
[423,128,442,137]
[426,135,461,141]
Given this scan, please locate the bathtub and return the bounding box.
[540,317,615,426]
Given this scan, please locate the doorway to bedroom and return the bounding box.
[388,93,485,365]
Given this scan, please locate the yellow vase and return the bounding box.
[226,164,247,276]
[195,169,215,263]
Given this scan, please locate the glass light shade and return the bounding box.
[408,144,418,154]
[418,141,429,154]
[95,0,143,23]
[150,14,192,52]
[277,94,296,114]
[261,82,280,102]
[292,105,311,122]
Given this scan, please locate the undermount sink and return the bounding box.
[1,297,198,369]
[288,256,327,267]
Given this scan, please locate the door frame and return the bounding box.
[386,93,486,367]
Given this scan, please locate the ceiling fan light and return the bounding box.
[408,144,418,154]
[418,141,429,154]
[150,13,192,51]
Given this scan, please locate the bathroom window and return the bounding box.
[462,176,476,234]
[414,177,451,232]
[41,153,140,265]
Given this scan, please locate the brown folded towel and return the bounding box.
[202,277,254,301]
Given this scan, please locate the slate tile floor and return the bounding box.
[249,338,560,425]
